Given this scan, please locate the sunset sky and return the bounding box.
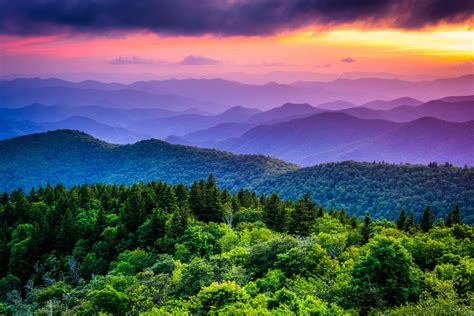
[0,0,472,82]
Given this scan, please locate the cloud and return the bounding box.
[341,57,356,63]
[109,56,158,65]
[315,64,332,68]
[0,1,472,36]
[179,55,220,66]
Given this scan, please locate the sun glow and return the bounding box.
[283,28,474,58]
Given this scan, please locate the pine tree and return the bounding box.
[190,180,206,221]
[56,208,76,254]
[96,208,107,237]
[420,206,434,232]
[237,189,253,208]
[220,188,231,204]
[361,213,373,244]
[317,206,325,218]
[350,216,359,229]
[406,211,416,231]
[397,210,407,231]
[165,208,188,241]
[175,183,190,211]
[451,205,462,225]
[445,211,453,227]
[290,193,317,236]
[203,174,222,222]
[264,193,285,232]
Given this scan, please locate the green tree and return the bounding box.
[406,211,416,232]
[361,213,373,244]
[352,235,420,309]
[192,281,250,314]
[8,223,35,282]
[397,209,407,231]
[264,193,286,232]
[89,285,130,315]
[290,193,317,236]
[421,206,434,232]
[446,205,462,227]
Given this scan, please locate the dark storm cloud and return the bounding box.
[0,0,472,36]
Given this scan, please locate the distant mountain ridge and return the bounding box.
[0,116,148,144]
[217,112,474,166]
[1,95,472,148]
[341,99,474,122]
[2,75,473,111]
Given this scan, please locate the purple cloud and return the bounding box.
[179,55,220,66]
[109,56,158,65]
[341,57,356,63]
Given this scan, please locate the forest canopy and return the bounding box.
[0,177,472,314]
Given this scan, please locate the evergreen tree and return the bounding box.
[165,208,188,242]
[350,216,359,229]
[445,211,453,227]
[420,206,434,232]
[317,206,325,218]
[451,205,462,225]
[237,189,253,208]
[290,193,317,236]
[190,180,205,217]
[406,211,416,232]
[397,209,407,231]
[202,174,222,223]
[56,208,76,254]
[220,188,231,204]
[264,193,285,232]
[361,213,373,244]
[95,208,107,238]
[175,183,190,211]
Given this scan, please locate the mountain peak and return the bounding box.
[280,102,313,109]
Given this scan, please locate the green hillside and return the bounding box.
[258,161,474,223]
[0,130,296,192]
[1,130,473,223]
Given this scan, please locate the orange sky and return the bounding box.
[1,25,473,81]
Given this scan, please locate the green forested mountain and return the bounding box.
[256,161,474,223]
[0,179,472,314]
[0,130,296,192]
[1,130,473,223]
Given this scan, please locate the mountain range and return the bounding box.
[1,130,472,222]
[2,76,473,111]
[1,92,473,165]
[217,112,474,166]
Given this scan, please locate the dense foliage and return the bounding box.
[1,177,472,314]
[257,161,474,224]
[1,130,473,224]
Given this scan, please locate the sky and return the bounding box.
[0,0,473,83]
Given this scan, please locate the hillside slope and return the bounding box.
[0,130,296,192]
[0,130,473,222]
[255,161,474,223]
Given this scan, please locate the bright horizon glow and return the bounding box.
[1,25,473,82]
